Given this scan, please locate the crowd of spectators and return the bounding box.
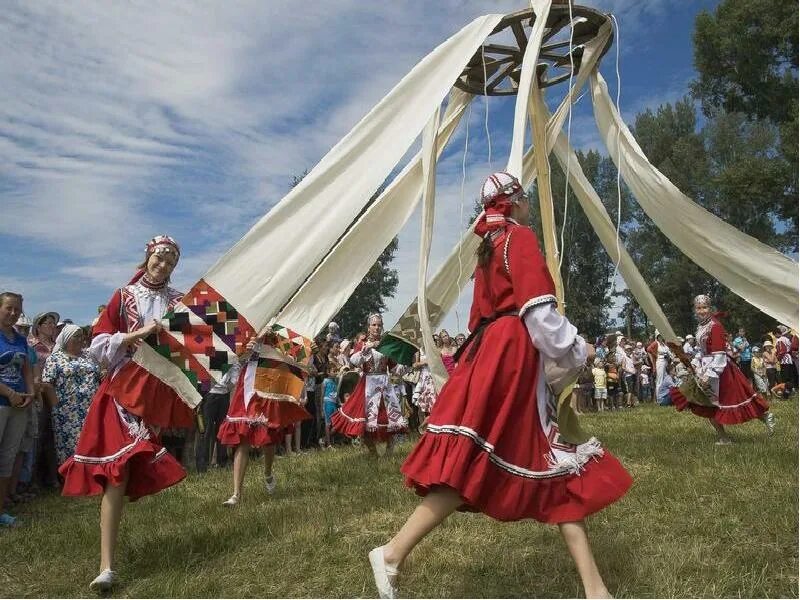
[1,288,798,528]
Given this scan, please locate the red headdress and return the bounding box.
[474,171,526,238]
[128,235,181,285]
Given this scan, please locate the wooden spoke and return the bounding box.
[454,4,612,96]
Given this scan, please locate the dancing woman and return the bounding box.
[331,314,408,456]
[368,172,632,599]
[218,334,311,505]
[59,236,189,591]
[669,295,774,444]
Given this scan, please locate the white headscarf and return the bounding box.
[54,324,82,354]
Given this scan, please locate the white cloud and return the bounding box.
[1,1,696,330]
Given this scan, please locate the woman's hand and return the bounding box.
[8,390,33,408]
[124,319,162,348]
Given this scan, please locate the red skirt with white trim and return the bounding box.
[217,380,312,448]
[59,377,186,501]
[670,361,770,425]
[401,316,632,524]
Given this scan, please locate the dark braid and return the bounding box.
[476,235,493,267]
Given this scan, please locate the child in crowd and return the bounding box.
[638,365,651,403]
[606,363,620,410]
[751,346,769,395]
[321,363,340,449]
[592,359,607,412]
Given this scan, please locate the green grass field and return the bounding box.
[2,401,797,598]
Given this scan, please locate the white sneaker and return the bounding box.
[369,546,399,599]
[89,569,117,592]
[763,412,776,436]
[222,494,239,507]
[264,474,277,494]
[715,438,733,446]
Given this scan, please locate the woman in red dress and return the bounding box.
[59,236,189,591]
[217,335,311,506]
[368,173,632,599]
[669,294,774,444]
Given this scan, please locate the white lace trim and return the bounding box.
[518,294,559,317]
[425,424,604,479]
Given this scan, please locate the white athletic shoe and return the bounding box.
[369,546,399,599]
[264,474,277,494]
[763,412,776,436]
[222,494,239,507]
[89,569,117,592]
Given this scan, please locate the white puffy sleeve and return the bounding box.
[89,332,128,371]
[523,303,587,369]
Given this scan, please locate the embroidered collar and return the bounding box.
[140,275,168,290]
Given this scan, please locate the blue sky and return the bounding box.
[1,0,720,334]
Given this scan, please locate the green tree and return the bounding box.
[691,0,798,127]
[691,0,798,233]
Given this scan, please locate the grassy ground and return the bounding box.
[1,400,797,598]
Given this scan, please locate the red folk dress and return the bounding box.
[401,224,632,523]
[331,342,408,442]
[670,317,769,424]
[217,352,312,448]
[59,281,188,500]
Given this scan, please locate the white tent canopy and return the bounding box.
[140,5,799,407]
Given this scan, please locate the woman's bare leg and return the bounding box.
[559,520,610,599]
[709,419,730,443]
[363,436,379,457]
[381,486,463,568]
[232,442,250,498]
[99,469,129,572]
[263,444,275,477]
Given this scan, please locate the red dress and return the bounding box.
[331,342,408,442]
[402,225,632,523]
[59,283,188,501]
[217,355,312,448]
[670,318,769,424]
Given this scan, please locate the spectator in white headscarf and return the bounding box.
[41,325,101,465]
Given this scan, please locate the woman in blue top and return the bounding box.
[0,292,35,527]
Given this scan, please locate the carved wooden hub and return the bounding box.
[455,4,613,96]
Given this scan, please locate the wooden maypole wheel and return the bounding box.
[455,2,613,96]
